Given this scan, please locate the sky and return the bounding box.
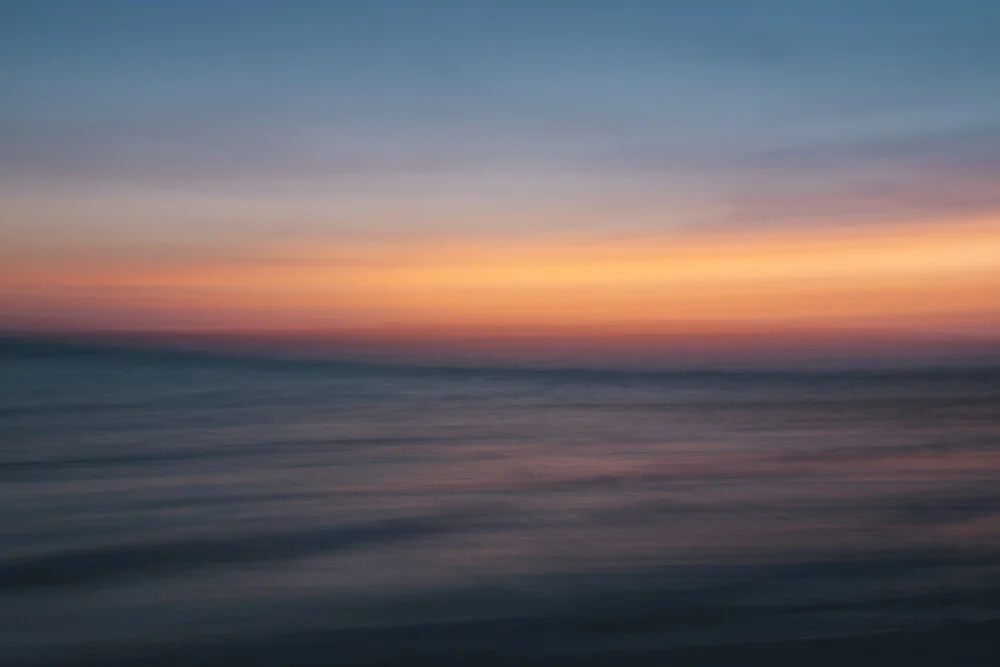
[2,0,999,367]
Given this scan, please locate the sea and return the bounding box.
[2,339,1000,666]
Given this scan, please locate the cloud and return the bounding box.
[717,125,1000,227]
[753,125,1000,171]
[0,116,399,187]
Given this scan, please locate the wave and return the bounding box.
[0,514,477,592]
[5,333,1000,379]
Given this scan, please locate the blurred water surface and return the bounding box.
[2,344,999,665]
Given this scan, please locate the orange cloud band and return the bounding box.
[2,215,998,338]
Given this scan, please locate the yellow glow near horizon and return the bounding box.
[2,215,999,337]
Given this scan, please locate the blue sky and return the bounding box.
[1,0,999,352]
[3,0,999,242]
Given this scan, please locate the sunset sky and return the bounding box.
[2,0,999,366]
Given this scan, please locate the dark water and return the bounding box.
[2,342,1000,665]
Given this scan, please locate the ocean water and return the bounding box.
[2,342,1000,665]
